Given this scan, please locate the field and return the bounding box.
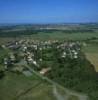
[27,32,98,41]
[0,24,98,42]
[0,71,55,100]
[0,71,88,100]
[83,43,98,72]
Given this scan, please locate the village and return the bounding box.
[1,39,82,76]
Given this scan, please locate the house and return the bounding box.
[61,52,66,58]
[39,68,51,75]
[4,58,8,69]
[9,53,16,62]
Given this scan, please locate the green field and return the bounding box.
[0,71,55,100]
[0,71,88,100]
[29,32,98,40]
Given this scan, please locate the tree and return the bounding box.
[0,70,5,79]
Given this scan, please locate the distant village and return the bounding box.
[0,40,85,76]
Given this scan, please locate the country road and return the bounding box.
[20,60,89,100]
[53,85,69,100]
[52,85,88,100]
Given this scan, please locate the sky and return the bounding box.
[0,0,98,24]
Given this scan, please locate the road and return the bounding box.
[20,60,88,100]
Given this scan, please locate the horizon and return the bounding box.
[0,0,98,24]
[0,22,98,26]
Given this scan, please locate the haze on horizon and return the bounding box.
[0,0,98,24]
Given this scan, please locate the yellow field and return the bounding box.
[85,53,98,72]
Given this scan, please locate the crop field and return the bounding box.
[83,43,98,72]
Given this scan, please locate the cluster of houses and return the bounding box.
[1,39,82,75]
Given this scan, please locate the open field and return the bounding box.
[85,53,98,72]
[83,43,98,72]
[30,32,98,40]
[1,32,98,44]
[0,71,88,100]
[0,24,98,42]
[0,71,55,100]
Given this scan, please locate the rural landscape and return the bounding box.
[0,0,98,100]
[0,23,98,100]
